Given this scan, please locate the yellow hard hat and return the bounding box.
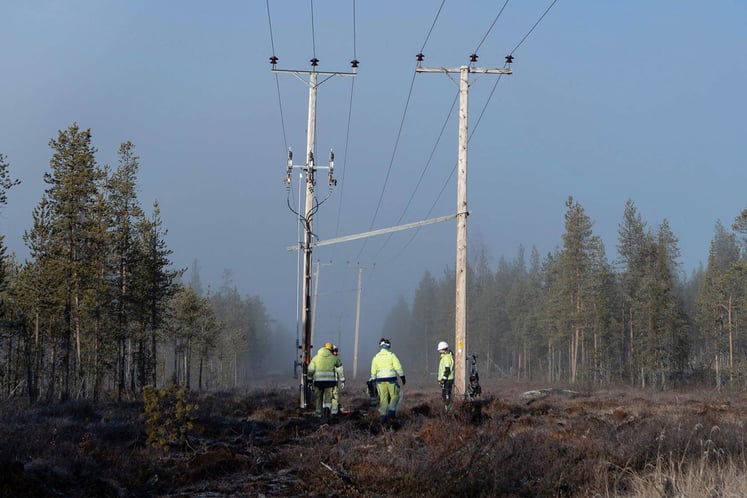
[324,342,334,351]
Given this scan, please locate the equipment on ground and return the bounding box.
[366,379,379,407]
[467,354,481,400]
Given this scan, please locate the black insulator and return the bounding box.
[469,53,478,63]
[351,59,359,68]
[416,52,424,62]
[270,55,278,65]
[505,54,514,64]
[310,57,319,66]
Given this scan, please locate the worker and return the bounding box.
[370,338,406,424]
[330,344,346,415]
[307,342,338,418]
[437,340,455,411]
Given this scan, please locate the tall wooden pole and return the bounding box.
[276,63,355,408]
[299,71,318,408]
[454,65,469,397]
[416,60,512,398]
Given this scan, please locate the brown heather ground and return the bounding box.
[2,376,747,497]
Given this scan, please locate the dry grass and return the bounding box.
[3,379,747,496]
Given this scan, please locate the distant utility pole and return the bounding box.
[415,53,512,399]
[274,56,357,409]
[352,264,373,380]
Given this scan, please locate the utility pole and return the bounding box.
[415,53,512,398]
[352,264,373,380]
[275,56,357,409]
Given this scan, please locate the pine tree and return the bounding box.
[616,199,648,384]
[42,124,106,400]
[131,201,183,387]
[107,141,145,397]
[697,220,743,387]
[556,196,597,384]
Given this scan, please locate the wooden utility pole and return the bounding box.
[276,58,356,409]
[352,264,372,380]
[416,56,512,398]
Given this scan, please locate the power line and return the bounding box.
[265,0,289,152]
[472,0,511,54]
[510,0,559,55]
[369,88,459,264]
[369,1,561,268]
[354,2,446,263]
[335,0,359,238]
[309,0,317,60]
[419,0,446,53]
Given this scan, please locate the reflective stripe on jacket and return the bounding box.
[370,348,404,381]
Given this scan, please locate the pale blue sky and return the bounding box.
[2,1,746,363]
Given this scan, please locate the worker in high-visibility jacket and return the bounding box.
[370,338,406,423]
[330,344,345,415]
[437,341,455,411]
[307,342,339,418]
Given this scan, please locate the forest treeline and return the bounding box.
[0,124,271,403]
[3,124,746,403]
[388,197,747,390]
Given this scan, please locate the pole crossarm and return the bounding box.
[415,66,512,75]
[286,213,460,252]
[272,68,357,87]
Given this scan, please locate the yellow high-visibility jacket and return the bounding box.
[308,347,340,383]
[438,350,455,380]
[370,348,404,381]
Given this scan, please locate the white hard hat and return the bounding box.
[437,341,449,351]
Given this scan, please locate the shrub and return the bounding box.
[141,384,199,451]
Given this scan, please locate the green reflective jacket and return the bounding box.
[370,348,404,381]
[308,347,341,383]
[438,350,455,380]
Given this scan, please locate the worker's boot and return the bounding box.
[387,410,396,420]
[323,407,331,419]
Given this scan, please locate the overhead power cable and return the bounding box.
[335,0,358,237]
[372,2,511,261]
[354,1,445,264]
[472,0,510,55]
[265,0,294,213]
[510,0,559,55]
[419,0,446,53]
[309,0,317,60]
[383,0,561,264]
[369,89,459,264]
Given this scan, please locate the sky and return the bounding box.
[2,1,747,374]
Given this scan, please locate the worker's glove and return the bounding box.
[400,376,406,386]
[439,380,445,389]
[339,381,345,390]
